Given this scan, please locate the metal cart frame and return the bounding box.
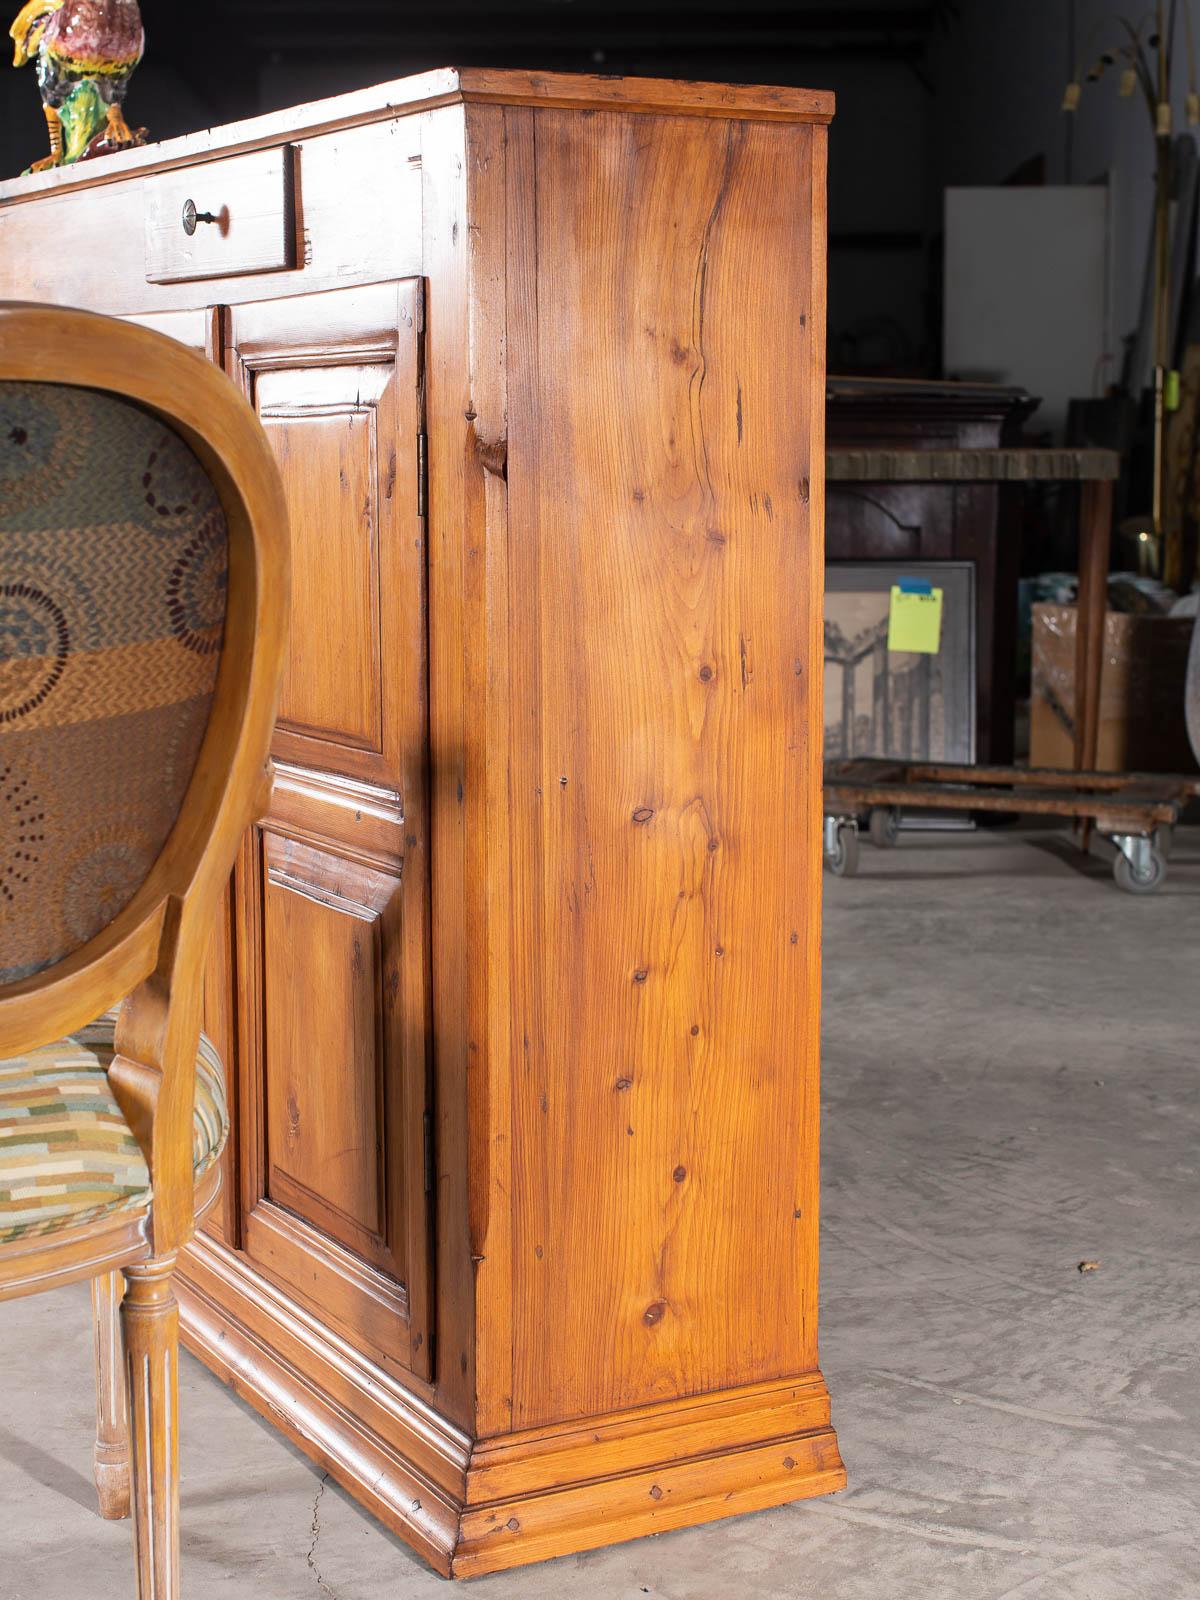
[823,758,1200,894]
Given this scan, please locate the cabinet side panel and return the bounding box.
[419,103,487,1428]
[499,110,826,1426]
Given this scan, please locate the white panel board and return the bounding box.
[944,185,1111,439]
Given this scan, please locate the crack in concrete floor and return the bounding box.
[306,1473,338,1599]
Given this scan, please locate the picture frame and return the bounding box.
[824,560,976,767]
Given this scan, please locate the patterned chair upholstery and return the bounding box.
[0,380,228,982]
[0,1013,227,1243]
[0,379,231,1239]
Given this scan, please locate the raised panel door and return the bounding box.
[225,280,433,1377]
[227,281,422,789]
[260,365,386,756]
[262,832,396,1270]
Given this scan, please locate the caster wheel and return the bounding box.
[825,823,860,878]
[868,807,900,848]
[1112,844,1167,895]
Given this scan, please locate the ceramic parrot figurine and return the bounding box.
[9,0,145,173]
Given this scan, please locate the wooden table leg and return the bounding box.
[1074,478,1114,848]
[1075,478,1113,771]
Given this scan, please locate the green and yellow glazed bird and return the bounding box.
[9,0,145,173]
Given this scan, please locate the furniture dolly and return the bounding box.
[823,757,1200,894]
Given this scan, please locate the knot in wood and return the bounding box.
[475,435,508,480]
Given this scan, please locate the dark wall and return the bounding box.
[0,1,966,372]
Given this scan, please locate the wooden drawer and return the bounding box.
[144,146,296,284]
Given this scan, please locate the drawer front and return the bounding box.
[144,146,296,284]
[0,119,419,315]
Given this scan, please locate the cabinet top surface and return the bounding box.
[0,65,834,207]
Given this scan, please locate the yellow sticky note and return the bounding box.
[887,585,943,654]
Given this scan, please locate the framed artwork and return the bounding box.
[824,561,976,765]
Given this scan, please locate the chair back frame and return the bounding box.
[0,302,289,1259]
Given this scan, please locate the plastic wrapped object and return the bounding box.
[1031,603,1198,772]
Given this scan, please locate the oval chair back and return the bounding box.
[0,306,288,1067]
[0,377,229,985]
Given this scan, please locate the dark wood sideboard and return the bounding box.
[826,378,1037,764]
[0,68,843,1576]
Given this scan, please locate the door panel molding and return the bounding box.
[224,279,433,1380]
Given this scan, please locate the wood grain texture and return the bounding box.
[267,761,406,870]
[453,1426,845,1578]
[177,1230,469,1576]
[178,1227,839,1582]
[262,839,393,1252]
[417,101,488,1430]
[5,73,841,1576]
[0,66,832,208]
[463,1371,835,1505]
[263,363,390,754]
[454,97,519,1449]
[456,67,834,122]
[482,107,829,1429]
[0,121,421,314]
[227,280,426,789]
[826,446,1120,482]
[223,279,435,1382]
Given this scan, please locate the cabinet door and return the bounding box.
[225,281,433,1378]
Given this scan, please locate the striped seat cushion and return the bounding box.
[0,1014,227,1244]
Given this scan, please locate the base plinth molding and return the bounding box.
[177,1234,845,1579]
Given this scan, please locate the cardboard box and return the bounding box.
[1031,603,1198,772]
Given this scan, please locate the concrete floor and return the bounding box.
[3,823,1198,1599]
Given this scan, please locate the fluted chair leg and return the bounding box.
[91,1269,131,1519]
[122,1257,181,1600]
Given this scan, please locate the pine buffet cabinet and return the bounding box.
[0,68,843,1577]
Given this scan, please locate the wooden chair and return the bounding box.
[0,303,289,1598]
